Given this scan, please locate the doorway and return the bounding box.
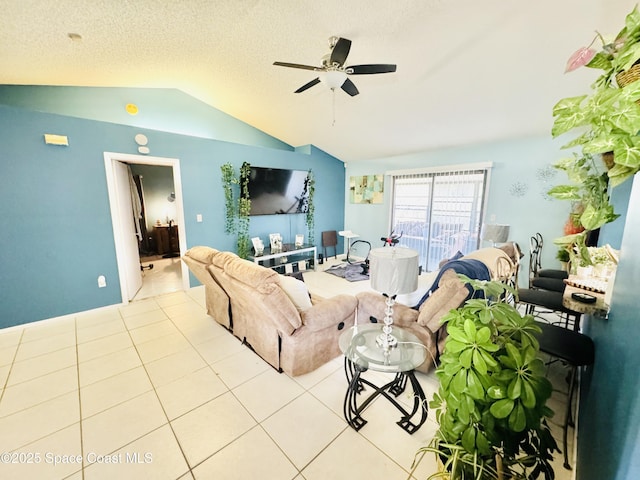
[104,152,189,304]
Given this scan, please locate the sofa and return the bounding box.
[182,246,357,376]
[356,246,517,373]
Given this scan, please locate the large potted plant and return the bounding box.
[549,6,640,247]
[415,277,558,479]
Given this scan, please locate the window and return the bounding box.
[389,164,490,271]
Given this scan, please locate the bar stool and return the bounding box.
[535,321,595,470]
[518,233,581,330]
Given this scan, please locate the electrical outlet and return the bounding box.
[490,214,497,222]
[196,214,203,222]
[98,275,107,288]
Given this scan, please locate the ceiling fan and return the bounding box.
[273,36,397,96]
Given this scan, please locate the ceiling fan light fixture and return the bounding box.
[320,70,347,89]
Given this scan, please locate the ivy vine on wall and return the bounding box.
[220,162,252,259]
[304,170,315,245]
[220,163,238,235]
[237,162,252,259]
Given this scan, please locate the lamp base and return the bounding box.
[375,333,398,350]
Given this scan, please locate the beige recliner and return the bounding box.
[183,246,357,377]
[181,246,234,330]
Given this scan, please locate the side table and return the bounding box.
[338,324,428,434]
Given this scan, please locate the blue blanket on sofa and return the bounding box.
[414,258,491,310]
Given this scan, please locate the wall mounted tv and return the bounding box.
[248,166,310,216]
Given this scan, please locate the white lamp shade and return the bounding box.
[369,247,419,295]
[481,224,510,244]
[320,70,347,89]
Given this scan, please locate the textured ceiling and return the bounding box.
[0,0,634,161]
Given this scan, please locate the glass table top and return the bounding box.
[339,324,426,373]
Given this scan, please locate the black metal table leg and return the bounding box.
[342,358,428,434]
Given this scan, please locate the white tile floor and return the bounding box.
[134,257,183,301]
[0,259,577,479]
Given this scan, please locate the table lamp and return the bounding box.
[369,247,419,353]
[481,223,510,247]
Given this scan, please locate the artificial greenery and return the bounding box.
[221,163,238,235]
[555,247,570,263]
[549,6,640,257]
[547,153,618,232]
[237,162,252,259]
[554,5,640,188]
[304,170,316,245]
[219,162,251,259]
[416,277,558,480]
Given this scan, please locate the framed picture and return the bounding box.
[349,174,384,204]
[251,237,264,255]
[295,234,304,247]
[269,233,282,251]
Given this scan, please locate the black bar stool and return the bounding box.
[535,321,595,470]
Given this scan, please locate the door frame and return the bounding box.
[104,152,189,304]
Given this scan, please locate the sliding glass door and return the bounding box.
[390,167,489,272]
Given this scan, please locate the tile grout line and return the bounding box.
[74,315,86,480]
[122,298,194,479]
[0,328,25,409]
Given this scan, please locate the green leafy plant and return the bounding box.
[221,163,239,235]
[549,6,640,258]
[220,162,251,259]
[416,277,558,480]
[547,153,618,232]
[555,247,570,263]
[237,162,252,259]
[304,170,315,245]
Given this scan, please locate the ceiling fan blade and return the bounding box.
[274,62,320,71]
[295,77,321,93]
[341,78,359,96]
[347,64,397,75]
[330,37,352,67]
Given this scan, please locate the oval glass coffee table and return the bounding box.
[338,323,428,434]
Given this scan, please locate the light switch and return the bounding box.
[196,214,203,223]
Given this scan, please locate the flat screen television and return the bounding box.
[247,166,310,215]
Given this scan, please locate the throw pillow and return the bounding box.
[279,274,313,312]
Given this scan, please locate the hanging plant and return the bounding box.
[304,169,315,245]
[237,161,252,259]
[220,163,238,235]
[220,162,251,259]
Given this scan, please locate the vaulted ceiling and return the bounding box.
[0,0,633,161]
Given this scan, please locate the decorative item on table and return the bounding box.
[380,230,402,246]
[368,247,419,356]
[480,223,510,247]
[251,237,264,256]
[295,234,304,247]
[269,233,282,253]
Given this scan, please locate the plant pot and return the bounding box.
[576,265,593,278]
[615,62,640,87]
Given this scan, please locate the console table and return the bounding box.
[338,324,428,434]
[248,244,317,275]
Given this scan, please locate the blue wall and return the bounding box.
[0,87,345,328]
[344,136,576,281]
[578,174,640,480]
[0,86,292,152]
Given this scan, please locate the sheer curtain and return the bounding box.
[388,163,491,272]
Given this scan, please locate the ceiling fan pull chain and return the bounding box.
[332,88,336,126]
